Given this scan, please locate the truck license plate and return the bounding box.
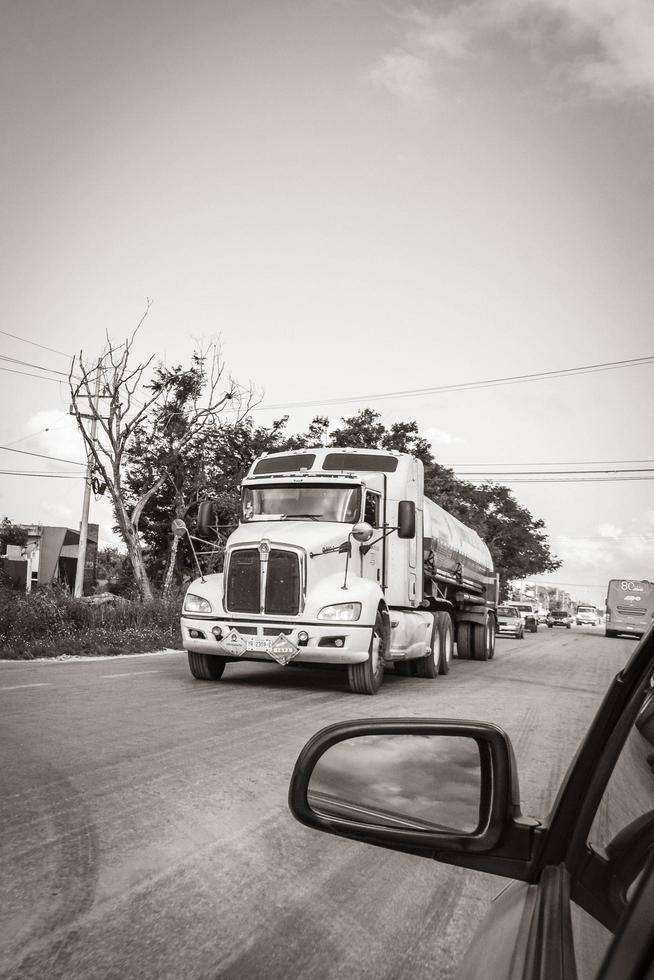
[220,628,299,665]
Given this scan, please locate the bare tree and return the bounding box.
[69,305,252,600]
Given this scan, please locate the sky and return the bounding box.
[1,0,653,607]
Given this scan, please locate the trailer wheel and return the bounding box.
[415,616,441,679]
[188,652,226,681]
[472,615,494,661]
[438,613,454,674]
[348,609,387,695]
[456,622,473,659]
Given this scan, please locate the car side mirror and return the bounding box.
[289,720,532,864]
[197,500,216,539]
[397,500,416,539]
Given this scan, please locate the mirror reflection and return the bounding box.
[308,734,482,833]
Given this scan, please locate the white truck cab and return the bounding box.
[181,448,498,694]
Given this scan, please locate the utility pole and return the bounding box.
[74,361,101,598]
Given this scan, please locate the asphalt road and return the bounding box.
[0,626,636,980]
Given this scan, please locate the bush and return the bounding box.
[0,583,183,660]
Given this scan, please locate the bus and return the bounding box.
[605,579,654,638]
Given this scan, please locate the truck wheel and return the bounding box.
[457,622,473,660]
[188,652,226,681]
[348,609,387,695]
[531,623,538,633]
[415,616,441,679]
[438,613,454,674]
[472,615,494,661]
[605,629,617,638]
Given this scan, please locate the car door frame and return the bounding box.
[453,626,654,980]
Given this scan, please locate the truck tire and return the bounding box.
[438,613,454,674]
[531,622,538,633]
[605,629,617,638]
[472,614,494,661]
[457,622,473,660]
[415,616,441,679]
[348,609,387,695]
[188,652,226,681]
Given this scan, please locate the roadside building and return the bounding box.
[0,524,98,592]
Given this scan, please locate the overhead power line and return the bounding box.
[255,353,654,411]
[455,467,654,476]
[447,458,654,468]
[468,475,654,483]
[0,445,85,466]
[0,470,83,478]
[0,354,69,376]
[2,419,71,449]
[0,365,70,383]
[0,329,71,358]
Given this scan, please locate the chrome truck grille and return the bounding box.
[225,548,301,616]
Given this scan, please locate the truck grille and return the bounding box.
[266,550,301,616]
[226,549,260,613]
[226,548,301,616]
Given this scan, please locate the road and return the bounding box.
[0,627,636,980]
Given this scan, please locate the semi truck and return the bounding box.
[180,448,499,695]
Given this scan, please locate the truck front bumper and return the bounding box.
[181,617,373,665]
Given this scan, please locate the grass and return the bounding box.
[0,585,184,660]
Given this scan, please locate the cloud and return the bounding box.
[598,522,622,540]
[423,425,466,447]
[368,0,654,101]
[367,49,435,105]
[555,518,654,574]
[24,410,85,467]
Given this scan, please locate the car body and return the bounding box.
[496,605,524,639]
[505,601,539,633]
[547,610,573,629]
[289,626,654,980]
[576,605,599,626]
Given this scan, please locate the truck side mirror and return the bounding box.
[197,500,216,539]
[397,500,416,539]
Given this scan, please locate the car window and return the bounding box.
[572,681,654,979]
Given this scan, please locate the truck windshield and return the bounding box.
[241,484,361,524]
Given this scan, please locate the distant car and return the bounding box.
[505,601,538,633]
[547,610,573,629]
[496,606,524,639]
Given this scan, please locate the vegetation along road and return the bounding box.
[0,627,636,980]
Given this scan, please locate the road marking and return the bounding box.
[99,670,162,679]
[0,683,50,691]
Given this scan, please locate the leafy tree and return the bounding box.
[96,547,134,596]
[0,518,28,554]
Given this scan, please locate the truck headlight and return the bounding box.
[184,593,212,614]
[317,602,361,622]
